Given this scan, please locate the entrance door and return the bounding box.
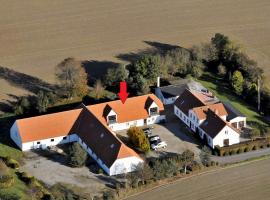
[223,139,229,146]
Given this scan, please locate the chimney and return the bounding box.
[157,76,160,87]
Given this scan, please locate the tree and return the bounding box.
[68,142,87,167]
[127,127,150,152]
[93,79,104,99]
[250,128,260,140]
[104,64,129,86]
[14,96,30,115]
[181,150,194,174]
[166,48,191,76]
[55,57,88,98]
[135,163,154,184]
[36,91,50,113]
[189,61,204,78]
[200,146,211,166]
[217,64,227,77]
[231,70,244,95]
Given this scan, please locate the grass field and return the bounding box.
[0,0,270,102]
[125,157,270,200]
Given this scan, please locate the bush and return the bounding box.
[68,142,87,167]
[17,171,35,185]
[252,145,258,150]
[103,190,116,200]
[187,161,202,171]
[127,127,150,152]
[98,168,104,174]
[0,160,14,188]
[0,192,21,200]
[237,148,244,154]
[229,149,236,155]
[210,161,216,166]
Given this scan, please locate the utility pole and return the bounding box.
[258,77,261,112]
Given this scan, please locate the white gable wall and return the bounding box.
[213,126,240,148]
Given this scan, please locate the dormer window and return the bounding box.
[108,115,117,124]
[150,107,158,116]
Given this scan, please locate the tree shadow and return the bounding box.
[0,66,56,94]
[116,41,182,63]
[82,60,120,86]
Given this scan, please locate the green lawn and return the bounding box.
[0,169,30,200]
[197,73,269,127]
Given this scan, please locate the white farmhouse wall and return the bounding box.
[109,119,145,131]
[20,134,78,151]
[10,122,23,150]
[213,126,240,148]
[174,106,190,127]
[109,156,143,176]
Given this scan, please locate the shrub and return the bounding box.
[0,161,14,188]
[17,171,35,185]
[187,161,202,171]
[229,149,236,155]
[127,127,150,152]
[98,168,104,174]
[237,148,243,154]
[0,192,21,200]
[68,142,87,167]
[103,190,116,200]
[223,151,229,156]
[6,158,19,169]
[210,161,216,166]
[252,145,258,151]
[200,146,211,166]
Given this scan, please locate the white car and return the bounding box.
[149,135,160,142]
[151,141,167,150]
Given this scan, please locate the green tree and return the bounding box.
[68,142,87,167]
[231,70,244,95]
[55,57,88,99]
[104,64,129,86]
[14,96,30,115]
[36,91,50,113]
[200,146,211,166]
[127,127,150,152]
[189,61,204,78]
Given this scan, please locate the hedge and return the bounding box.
[17,171,36,185]
[214,138,270,156]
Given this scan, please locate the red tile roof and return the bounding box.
[192,103,228,120]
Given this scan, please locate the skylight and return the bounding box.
[110,144,115,148]
[100,133,104,138]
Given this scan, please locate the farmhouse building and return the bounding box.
[174,89,246,148]
[10,94,165,175]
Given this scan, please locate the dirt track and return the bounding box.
[0,0,270,100]
[125,158,270,200]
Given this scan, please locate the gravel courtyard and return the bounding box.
[21,150,115,195]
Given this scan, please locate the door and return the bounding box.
[223,139,229,146]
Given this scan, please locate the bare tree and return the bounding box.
[93,79,104,99]
[55,57,88,99]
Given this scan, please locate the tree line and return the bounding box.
[12,33,270,117]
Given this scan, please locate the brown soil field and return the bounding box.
[125,158,270,200]
[0,0,270,102]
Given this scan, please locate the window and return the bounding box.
[184,116,186,121]
[208,138,211,144]
[37,141,40,144]
[176,110,179,115]
[110,144,115,148]
[197,119,199,123]
[51,139,54,142]
[108,115,117,124]
[100,133,104,138]
[180,112,182,118]
[63,137,67,140]
[225,130,228,135]
[149,107,158,116]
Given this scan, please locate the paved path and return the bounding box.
[211,148,270,164]
[125,158,270,200]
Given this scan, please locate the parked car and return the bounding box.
[151,141,167,150]
[149,135,160,142]
[144,131,152,138]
